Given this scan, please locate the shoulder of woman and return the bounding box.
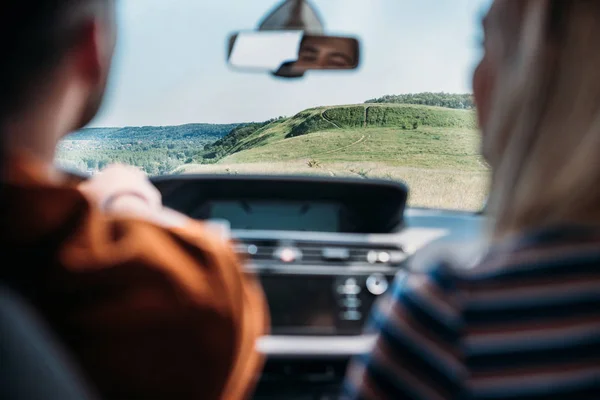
[373,260,466,342]
[406,238,490,275]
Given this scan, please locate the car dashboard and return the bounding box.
[152,174,485,399]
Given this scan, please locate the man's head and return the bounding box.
[274,35,359,78]
[1,0,117,134]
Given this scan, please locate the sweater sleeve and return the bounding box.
[55,207,268,400]
[4,183,268,400]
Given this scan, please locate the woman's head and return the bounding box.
[474,0,600,237]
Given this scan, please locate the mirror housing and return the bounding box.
[258,0,325,34]
[227,0,360,78]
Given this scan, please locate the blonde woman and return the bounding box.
[344,1,600,399]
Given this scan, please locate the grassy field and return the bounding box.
[178,161,488,211]
[220,126,482,170]
[181,104,489,211]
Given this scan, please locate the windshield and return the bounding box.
[56,0,491,212]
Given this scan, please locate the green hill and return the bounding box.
[197,103,478,168]
[184,103,487,210]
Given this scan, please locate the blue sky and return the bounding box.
[92,0,491,127]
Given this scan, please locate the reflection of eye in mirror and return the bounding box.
[296,36,359,69]
[227,31,360,79]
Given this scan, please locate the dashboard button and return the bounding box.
[377,252,391,263]
[336,284,361,295]
[367,251,378,264]
[340,310,362,321]
[274,247,302,263]
[367,250,394,264]
[247,244,258,255]
[342,297,362,308]
[322,247,350,261]
[366,273,389,295]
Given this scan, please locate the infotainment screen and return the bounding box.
[261,275,337,335]
[207,200,341,232]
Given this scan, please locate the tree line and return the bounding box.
[365,92,474,110]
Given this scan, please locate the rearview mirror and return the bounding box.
[227,31,360,78]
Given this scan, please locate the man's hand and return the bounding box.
[79,164,228,232]
[79,164,166,220]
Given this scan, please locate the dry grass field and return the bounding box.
[178,161,488,211]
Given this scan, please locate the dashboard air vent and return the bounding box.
[234,239,405,266]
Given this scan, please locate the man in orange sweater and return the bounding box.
[0,1,268,399]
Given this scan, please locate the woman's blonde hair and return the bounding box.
[485,0,600,237]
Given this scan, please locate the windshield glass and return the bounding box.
[56,0,491,211]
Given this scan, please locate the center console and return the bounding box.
[235,233,406,400]
[154,175,410,399]
[235,235,405,337]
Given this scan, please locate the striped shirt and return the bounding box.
[343,226,600,399]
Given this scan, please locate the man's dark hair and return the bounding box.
[0,1,112,122]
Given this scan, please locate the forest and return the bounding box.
[365,92,474,110]
[56,123,238,175]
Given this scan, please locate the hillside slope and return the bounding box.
[199,104,476,164]
[182,103,486,210]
